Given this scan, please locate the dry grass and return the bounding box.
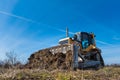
[0,67,120,80]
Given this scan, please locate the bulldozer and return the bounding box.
[27,28,104,70]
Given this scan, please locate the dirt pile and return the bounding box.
[26,49,73,70]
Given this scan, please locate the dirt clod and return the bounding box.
[26,49,73,70]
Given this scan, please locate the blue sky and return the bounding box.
[0,0,120,64]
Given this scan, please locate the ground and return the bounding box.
[0,67,120,80]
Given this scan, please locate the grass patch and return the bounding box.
[0,67,120,80]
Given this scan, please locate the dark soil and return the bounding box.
[26,49,73,70]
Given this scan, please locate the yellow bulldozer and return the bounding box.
[27,28,104,70]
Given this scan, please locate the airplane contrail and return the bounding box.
[0,10,40,23]
[0,10,76,35]
[96,40,112,45]
[0,11,111,41]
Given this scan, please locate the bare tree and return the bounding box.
[5,51,18,67]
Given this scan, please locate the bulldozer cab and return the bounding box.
[74,32,96,52]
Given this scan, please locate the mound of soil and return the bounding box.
[26,49,73,70]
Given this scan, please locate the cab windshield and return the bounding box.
[81,32,94,49]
